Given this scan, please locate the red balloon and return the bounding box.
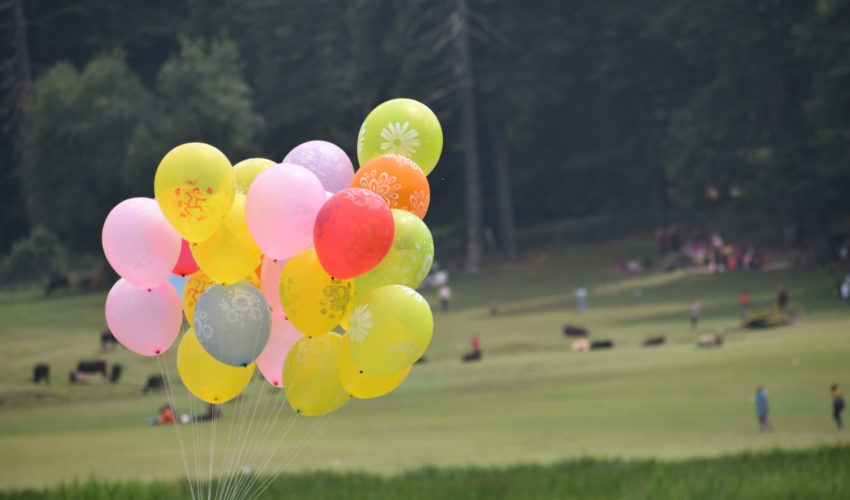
[313,188,394,279]
[172,239,199,276]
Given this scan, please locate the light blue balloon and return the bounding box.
[167,274,188,297]
[193,281,271,367]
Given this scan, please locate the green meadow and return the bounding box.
[1,240,848,496]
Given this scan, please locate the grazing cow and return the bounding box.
[44,275,70,297]
[697,333,724,348]
[642,335,666,347]
[571,339,590,352]
[101,330,119,351]
[415,356,427,365]
[563,325,588,337]
[33,364,50,384]
[590,340,614,350]
[109,364,123,384]
[143,375,165,394]
[76,360,108,378]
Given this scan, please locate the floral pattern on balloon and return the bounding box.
[380,121,420,157]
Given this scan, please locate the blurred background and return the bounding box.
[1,0,849,498]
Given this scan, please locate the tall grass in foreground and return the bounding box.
[3,446,848,499]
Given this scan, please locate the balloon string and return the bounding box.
[215,372,254,500]
[246,393,344,500]
[221,373,267,500]
[187,349,203,499]
[158,356,197,500]
[241,374,340,499]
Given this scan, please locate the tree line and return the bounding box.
[1,0,848,272]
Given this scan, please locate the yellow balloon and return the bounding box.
[337,334,410,399]
[190,194,262,284]
[154,142,236,242]
[283,332,350,416]
[233,158,275,194]
[177,329,255,404]
[183,270,259,326]
[348,285,433,375]
[279,248,355,336]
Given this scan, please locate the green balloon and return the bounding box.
[354,209,434,297]
[357,98,443,175]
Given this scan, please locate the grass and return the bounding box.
[1,239,849,493]
[3,447,849,499]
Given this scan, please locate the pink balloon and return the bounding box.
[283,141,354,194]
[245,164,326,260]
[259,255,287,315]
[105,279,183,356]
[256,313,302,387]
[102,198,181,289]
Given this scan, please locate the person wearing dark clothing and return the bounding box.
[777,285,788,310]
[833,384,845,430]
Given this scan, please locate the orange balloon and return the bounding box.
[352,154,430,219]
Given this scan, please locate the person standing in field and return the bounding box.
[777,285,789,310]
[755,385,772,431]
[832,384,845,430]
[738,290,750,318]
[576,287,588,312]
[438,285,452,312]
[689,299,701,331]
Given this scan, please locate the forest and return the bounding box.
[1,0,849,273]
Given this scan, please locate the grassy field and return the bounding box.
[1,239,849,493]
[3,447,849,499]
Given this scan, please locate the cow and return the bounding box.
[697,333,724,348]
[44,275,70,297]
[101,330,120,351]
[76,360,108,378]
[143,375,165,394]
[461,350,482,363]
[563,325,588,337]
[33,364,50,384]
[109,364,123,384]
[590,340,614,350]
[642,335,666,347]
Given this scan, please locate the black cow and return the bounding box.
[109,364,123,384]
[143,375,165,394]
[44,275,70,297]
[33,364,50,384]
[590,340,614,350]
[642,335,666,347]
[76,360,108,378]
[563,325,588,337]
[101,330,119,351]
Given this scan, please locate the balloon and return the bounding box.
[283,332,350,416]
[154,142,236,242]
[233,158,275,194]
[193,282,271,367]
[337,334,410,399]
[348,285,433,375]
[256,314,302,387]
[283,141,355,194]
[191,194,262,284]
[352,155,430,219]
[172,240,199,276]
[279,248,354,336]
[105,279,182,356]
[183,270,259,326]
[313,188,394,279]
[177,329,255,404]
[167,274,188,297]
[245,164,326,260]
[354,210,434,297]
[259,256,287,317]
[357,98,443,175]
[102,197,181,289]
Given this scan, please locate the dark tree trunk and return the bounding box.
[454,0,483,273]
[487,107,517,261]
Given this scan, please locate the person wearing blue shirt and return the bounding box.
[755,385,772,431]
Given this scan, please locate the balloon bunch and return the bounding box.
[102,98,442,416]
